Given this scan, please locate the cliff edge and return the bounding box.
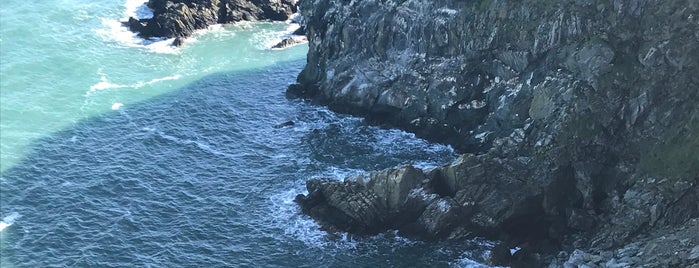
[290,0,699,266]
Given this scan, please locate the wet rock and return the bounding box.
[271,36,307,49]
[125,17,145,33]
[126,0,298,39]
[172,37,185,46]
[292,0,699,266]
[489,243,514,266]
[295,166,431,235]
[291,25,305,36]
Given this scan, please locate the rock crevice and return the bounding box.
[290,0,699,266]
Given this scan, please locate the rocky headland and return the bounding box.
[289,0,699,266]
[125,0,299,45]
[130,0,699,266]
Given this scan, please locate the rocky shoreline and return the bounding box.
[127,0,699,266]
[288,0,699,267]
[124,0,299,45]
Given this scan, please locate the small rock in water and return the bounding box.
[271,36,307,49]
[172,37,185,47]
[273,121,295,128]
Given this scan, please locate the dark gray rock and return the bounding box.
[291,0,699,266]
[126,0,298,41]
[171,37,185,46]
[271,36,307,49]
[295,166,428,235]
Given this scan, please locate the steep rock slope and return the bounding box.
[291,0,699,266]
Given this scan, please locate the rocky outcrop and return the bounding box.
[291,0,699,266]
[551,218,699,267]
[271,35,307,49]
[126,0,298,41]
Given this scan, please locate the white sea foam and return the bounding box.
[133,74,182,88]
[94,1,178,54]
[450,239,501,268]
[266,165,371,249]
[111,102,124,110]
[286,23,302,33]
[95,18,178,54]
[125,0,153,19]
[251,22,308,50]
[86,72,181,96]
[287,12,302,24]
[0,212,20,232]
[269,185,358,249]
[450,257,494,268]
[89,74,126,95]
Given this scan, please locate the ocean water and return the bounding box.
[0,1,495,267]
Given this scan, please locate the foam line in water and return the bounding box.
[86,73,181,96]
[0,212,21,232]
[88,74,127,95]
[133,74,182,88]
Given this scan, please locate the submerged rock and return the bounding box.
[291,0,699,266]
[273,120,295,128]
[125,0,298,43]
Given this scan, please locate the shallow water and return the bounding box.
[0,1,496,267]
[0,0,305,172]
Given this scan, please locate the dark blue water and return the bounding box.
[0,60,494,267]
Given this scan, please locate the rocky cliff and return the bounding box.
[290,0,699,266]
[126,0,298,42]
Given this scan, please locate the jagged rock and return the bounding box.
[291,0,699,266]
[172,37,185,46]
[295,178,387,234]
[295,166,430,235]
[126,0,298,40]
[271,36,307,49]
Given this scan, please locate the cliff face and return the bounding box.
[291,0,699,265]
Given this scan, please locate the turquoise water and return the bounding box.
[0,0,305,172]
[0,1,495,267]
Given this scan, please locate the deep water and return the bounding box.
[0,60,498,267]
[0,1,498,266]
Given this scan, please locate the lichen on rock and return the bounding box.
[290,0,699,266]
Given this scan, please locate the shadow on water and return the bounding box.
[0,60,493,267]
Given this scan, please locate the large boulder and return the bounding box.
[295,165,429,235]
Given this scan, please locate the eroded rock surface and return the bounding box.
[291,0,699,266]
[126,0,298,41]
